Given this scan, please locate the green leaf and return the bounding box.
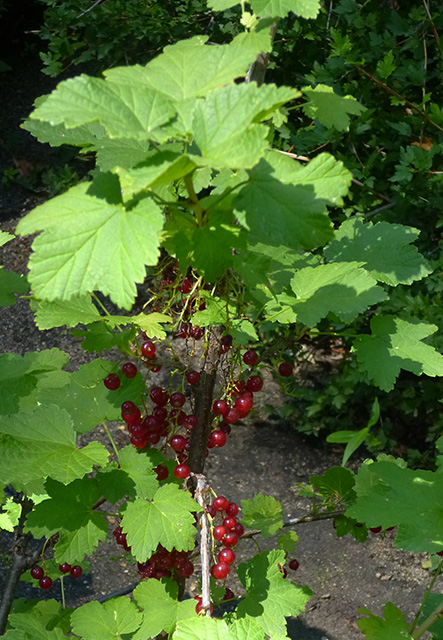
[0,405,108,492]
[38,359,145,434]
[324,218,431,285]
[357,602,413,639]
[25,477,108,563]
[0,269,29,307]
[71,598,143,640]
[96,465,136,504]
[207,0,239,9]
[121,483,201,561]
[192,83,298,169]
[236,550,312,637]
[0,230,14,247]
[71,324,137,354]
[0,498,21,532]
[309,466,356,503]
[418,593,443,639]
[302,84,366,131]
[353,316,443,392]
[16,173,163,309]
[277,530,298,554]
[105,32,272,102]
[346,461,443,554]
[95,137,151,171]
[241,494,284,538]
[234,159,334,251]
[31,295,101,329]
[133,579,196,639]
[174,617,234,640]
[376,51,396,80]
[290,262,387,326]
[251,0,320,18]
[119,445,161,500]
[29,75,175,142]
[22,116,105,149]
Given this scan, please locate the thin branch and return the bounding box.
[240,510,345,540]
[422,0,442,52]
[192,474,212,616]
[76,0,105,18]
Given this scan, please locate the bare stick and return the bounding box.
[193,474,212,616]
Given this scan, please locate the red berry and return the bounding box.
[233,522,244,537]
[213,526,227,541]
[222,531,238,547]
[243,350,258,366]
[141,341,156,358]
[190,326,203,340]
[170,435,186,452]
[224,408,240,424]
[289,559,300,571]
[213,399,229,416]
[235,393,253,416]
[278,362,293,377]
[39,576,53,590]
[221,334,233,348]
[218,548,236,565]
[154,464,169,481]
[223,588,235,601]
[226,502,239,517]
[183,414,199,430]
[246,376,263,393]
[70,565,83,578]
[174,464,190,479]
[122,362,138,378]
[113,525,122,537]
[208,430,227,448]
[170,392,186,408]
[213,496,229,512]
[186,371,201,385]
[176,560,194,577]
[30,566,44,580]
[220,422,231,435]
[104,373,121,390]
[150,387,169,406]
[437,550,443,557]
[131,434,147,449]
[222,517,237,530]
[59,562,71,574]
[195,600,214,615]
[211,562,230,580]
[179,278,193,294]
[154,406,168,421]
[369,526,382,533]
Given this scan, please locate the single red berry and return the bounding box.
[220,422,231,435]
[278,362,293,377]
[218,548,236,565]
[70,565,83,578]
[213,496,229,512]
[170,392,186,408]
[104,373,121,390]
[221,334,233,348]
[141,341,156,358]
[186,371,201,385]
[30,566,44,580]
[223,588,235,601]
[183,414,199,431]
[154,464,169,481]
[222,531,239,547]
[174,464,190,479]
[128,423,145,437]
[150,387,169,406]
[190,326,203,340]
[179,278,193,294]
[155,568,171,580]
[437,550,443,557]
[246,375,263,393]
[222,517,237,530]
[195,600,213,615]
[243,350,258,366]
[39,576,53,590]
[154,406,168,421]
[116,532,128,546]
[213,526,227,541]
[208,430,227,448]
[113,525,122,537]
[369,526,382,533]
[150,364,162,373]
[176,560,194,577]
[224,408,240,424]
[131,434,147,449]
[288,559,300,571]
[233,522,244,537]
[235,393,253,416]
[211,562,230,580]
[226,502,239,517]
[121,362,137,378]
[213,399,229,417]
[147,431,161,444]
[59,563,71,574]
[170,435,187,452]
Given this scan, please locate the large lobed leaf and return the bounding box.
[357,603,413,639]
[71,598,142,640]
[302,84,366,131]
[16,173,163,309]
[241,494,284,538]
[346,461,443,554]
[353,315,443,391]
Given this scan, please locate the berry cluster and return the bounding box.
[208,496,243,582]
[30,563,82,590]
[136,544,194,581]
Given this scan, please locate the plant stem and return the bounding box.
[193,473,212,616]
[184,174,204,226]
[409,558,442,635]
[103,423,120,463]
[240,510,345,540]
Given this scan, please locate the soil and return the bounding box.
[1,45,442,640]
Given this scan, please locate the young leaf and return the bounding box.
[16,173,164,309]
[236,550,312,637]
[357,602,413,639]
[121,483,201,561]
[324,218,431,285]
[302,84,366,131]
[290,262,387,326]
[353,316,443,391]
[0,269,29,307]
[133,579,196,640]
[31,295,101,329]
[71,597,143,640]
[309,466,356,503]
[346,461,443,553]
[0,498,21,532]
[241,494,284,538]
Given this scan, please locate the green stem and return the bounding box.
[60,576,66,610]
[103,424,120,463]
[184,174,204,226]
[409,558,442,636]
